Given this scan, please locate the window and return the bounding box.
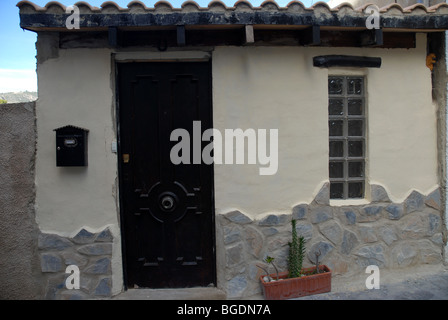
[328,76,365,199]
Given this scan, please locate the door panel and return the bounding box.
[118,62,215,288]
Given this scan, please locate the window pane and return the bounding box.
[329,140,344,157]
[348,140,363,157]
[329,120,343,136]
[330,183,344,199]
[348,99,363,115]
[329,99,344,115]
[329,162,344,178]
[348,182,363,198]
[348,120,363,136]
[348,161,364,177]
[347,78,362,95]
[329,78,343,95]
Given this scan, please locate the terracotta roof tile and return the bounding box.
[16,0,448,13]
[16,0,448,30]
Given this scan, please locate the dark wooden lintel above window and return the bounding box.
[313,55,382,68]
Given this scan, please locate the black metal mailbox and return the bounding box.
[54,125,89,167]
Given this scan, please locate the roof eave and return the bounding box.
[18,11,448,32]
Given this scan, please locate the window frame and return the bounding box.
[328,76,366,200]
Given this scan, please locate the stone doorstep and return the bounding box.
[110,287,227,300]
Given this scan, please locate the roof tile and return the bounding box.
[16,0,448,31]
[16,0,448,13]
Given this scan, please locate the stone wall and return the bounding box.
[0,102,41,299]
[38,227,114,299]
[218,183,444,298]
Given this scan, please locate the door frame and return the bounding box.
[114,54,217,290]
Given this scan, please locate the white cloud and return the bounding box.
[0,69,37,93]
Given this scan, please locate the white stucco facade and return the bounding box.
[213,34,438,217]
[34,33,441,294]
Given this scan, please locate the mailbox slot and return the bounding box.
[54,125,89,167]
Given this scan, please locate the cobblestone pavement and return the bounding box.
[294,268,448,300]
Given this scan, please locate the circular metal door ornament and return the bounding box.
[159,192,177,212]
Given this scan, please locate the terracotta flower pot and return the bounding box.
[260,265,332,300]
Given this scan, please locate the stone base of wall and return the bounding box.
[218,184,444,298]
[38,227,114,299]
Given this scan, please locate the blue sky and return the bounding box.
[0,0,319,93]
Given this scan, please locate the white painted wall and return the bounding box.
[35,48,122,293]
[212,33,438,217]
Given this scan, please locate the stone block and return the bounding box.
[295,222,313,241]
[38,233,73,251]
[292,204,308,220]
[343,210,357,225]
[418,239,442,264]
[77,243,112,256]
[95,227,114,242]
[370,184,391,203]
[84,257,111,275]
[80,275,96,294]
[392,243,418,267]
[223,225,241,245]
[378,225,398,246]
[319,220,342,245]
[267,238,288,253]
[223,210,252,225]
[428,213,441,235]
[44,274,67,299]
[385,204,404,220]
[307,241,334,264]
[327,255,349,274]
[227,275,247,298]
[262,227,279,237]
[71,228,96,244]
[399,214,426,239]
[61,252,88,268]
[404,191,424,214]
[340,230,359,255]
[258,214,288,226]
[358,226,377,243]
[425,188,441,210]
[94,277,112,297]
[41,253,63,273]
[354,244,386,267]
[310,206,332,224]
[358,205,383,222]
[226,243,244,267]
[430,233,443,245]
[58,290,89,300]
[244,226,264,258]
[313,182,330,205]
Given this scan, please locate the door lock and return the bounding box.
[161,196,175,211]
[123,154,130,163]
[159,192,178,212]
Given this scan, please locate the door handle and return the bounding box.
[123,154,130,163]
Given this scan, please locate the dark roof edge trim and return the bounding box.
[18,12,448,30]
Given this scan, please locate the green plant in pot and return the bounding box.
[288,219,307,278]
[259,219,332,300]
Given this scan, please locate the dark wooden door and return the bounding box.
[118,62,215,288]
